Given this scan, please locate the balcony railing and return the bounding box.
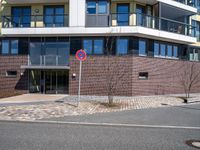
[2,14,69,28]
[174,0,197,7]
[28,55,69,66]
[86,12,195,37]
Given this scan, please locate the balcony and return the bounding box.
[2,14,69,28]
[21,42,70,69]
[86,12,196,38]
[174,0,196,7]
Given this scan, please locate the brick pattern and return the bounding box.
[0,55,200,97]
[69,56,200,96]
[0,56,28,98]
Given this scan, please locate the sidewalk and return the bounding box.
[0,94,199,121]
[0,94,67,105]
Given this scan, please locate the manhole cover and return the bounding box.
[186,140,200,149]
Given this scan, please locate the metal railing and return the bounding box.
[110,12,196,37]
[2,14,69,28]
[28,55,69,66]
[174,0,196,7]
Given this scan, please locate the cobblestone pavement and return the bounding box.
[0,95,199,121]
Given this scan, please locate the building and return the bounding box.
[0,0,200,98]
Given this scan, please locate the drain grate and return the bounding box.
[186,140,200,149]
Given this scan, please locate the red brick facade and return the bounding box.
[0,56,28,98]
[69,56,200,96]
[0,55,200,98]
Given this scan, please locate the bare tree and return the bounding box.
[104,36,129,106]
[180,61,200,103]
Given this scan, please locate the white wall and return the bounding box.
[69,0,85,27]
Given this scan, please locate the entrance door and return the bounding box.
[45,71,57,94]
[117,4,129,26]
[57,70,69,94]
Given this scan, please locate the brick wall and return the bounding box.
[0,56,28,98]
[0,55,200,98]
[69,56,200,96]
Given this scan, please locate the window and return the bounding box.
[160,44,166,56]
[154,42,159,56]
[153,42,179,58]
[12,7,31,27]
[94,39,103,54]
[139,39,146,56]
[1,40,19,55]
[139,72,148,80]
[83,39,93,54]
[167,45,172,57]
[87,2,96,14]
[173,46,178,58]
[6,71,17,77]
[44,6,64,27]
[116,39,128,55]
[98,1,107,14]
[87,1,108,14]
[11,40,18,54]
[189,48,199,61]
[2,40,9,54]
[117,4,129,26]
[192,20,200,41]
[83,39,104,55]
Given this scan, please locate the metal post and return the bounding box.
[77,60,82,106]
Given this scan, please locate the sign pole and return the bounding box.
[77,60,82,106]
[75,49,86,107]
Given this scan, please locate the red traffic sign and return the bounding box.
[76,49,87,61]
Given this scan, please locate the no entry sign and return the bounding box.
[76,49,87,61]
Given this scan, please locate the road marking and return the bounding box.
[1,120,200,130]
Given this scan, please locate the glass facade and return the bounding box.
[11,7,31,27]
[44,6,64,27]
[2,40,9,54]
[0,37,198,61]
[83,39,104,54]
[29,41,70,66]
[116,39,128,55]
[139,40,146,56]
[117,4,129,26]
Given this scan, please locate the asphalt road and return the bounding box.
[46,104,200,127]
[0,104,199,150]
[0,121,200,150]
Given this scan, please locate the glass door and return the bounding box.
[57,70,69,94]
[117,4,129,26]
[29,70,41,93]
[136,5,146,26]
[45,71,57,94]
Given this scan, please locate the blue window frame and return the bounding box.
[44,6,64,27]
[154,42,159,56]
[117,4,129,26]
[83,39,104,55]
[12,7,31,27]
[136,5,146,26]
[87,2,96,14]
[98,1,107,14]
[160,44,166,56]
[167,45,172,57]
[83,39,93,54]
[139,39,146,56]
[116,39,128,55]
[11,40,18,54]
[2,40,9,54]
[173,46,178,58]
[94,39,104,54]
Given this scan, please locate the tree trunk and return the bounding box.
[108,94,114,106]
